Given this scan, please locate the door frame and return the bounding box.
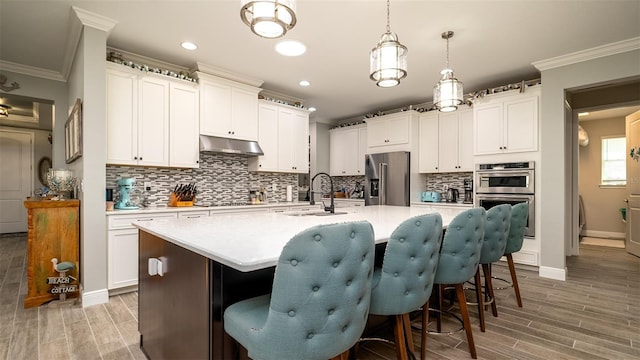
[0,127,34,233]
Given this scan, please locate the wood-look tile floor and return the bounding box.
[1,233,638,360]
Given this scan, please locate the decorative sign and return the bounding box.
[46,276,78,296]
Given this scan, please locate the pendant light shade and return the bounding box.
[434,31,463,112]
[0,104,9,118]
[370,0,407,88]
[240,0,297,39]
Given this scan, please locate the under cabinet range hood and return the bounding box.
[199,135,264,156]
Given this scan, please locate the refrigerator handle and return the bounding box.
[379,162,388,205]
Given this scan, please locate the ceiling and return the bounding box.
[1,1,639,124]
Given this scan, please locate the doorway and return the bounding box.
[0,93,54,234]
[567,80,640,258]
[575,106,640,250]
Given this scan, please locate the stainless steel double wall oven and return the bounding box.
[475,161,535,237]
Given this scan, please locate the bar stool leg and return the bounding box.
[455,284,477,359]
[506,254,523,307]
[393,315,409,360]
[473,269,485,332]
[421,300,429,360]
[483,264,498,317]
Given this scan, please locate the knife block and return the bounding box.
[168,192,194,207]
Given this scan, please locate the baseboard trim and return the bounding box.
[81,288,109,308]
[581,230,625,239]
[539,266,567,281]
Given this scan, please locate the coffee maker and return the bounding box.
[115,178,139,209]
[463,178,473,204]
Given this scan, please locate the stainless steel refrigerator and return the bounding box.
[364,151,410,206]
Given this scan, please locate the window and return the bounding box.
[601,136,626,186]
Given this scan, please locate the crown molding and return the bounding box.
[72,6,118,34]
[192,62,264,88]
[533,37,640,71]
[57,7,119,80]
[0,60,66,82]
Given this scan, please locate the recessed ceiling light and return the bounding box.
[308,107,317,112]
[299,80,310,87]
[578,112,589,117]
[181,42,198,50]
[275,40,306,56]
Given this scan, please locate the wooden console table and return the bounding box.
[23,199,79,308]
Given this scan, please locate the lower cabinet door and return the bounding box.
[108,228,139,289]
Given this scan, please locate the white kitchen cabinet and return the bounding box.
[249,101,310,174]
[138,76,170,166]
[106,64,199,168]
[366,111,419,154]
[107,212,178,291]
[330,125,368,176]
[419,108,473,173]
[197,73,260,141]
[169,82,200,168]
[474,87,539,155]
[106,68,138,166]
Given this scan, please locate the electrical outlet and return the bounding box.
[272,183,277,192]
[144,182,152,191]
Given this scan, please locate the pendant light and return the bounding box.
[240,0,297,39]
[0,104,9,118]
[434,31,463,112]
[369,0,407,88]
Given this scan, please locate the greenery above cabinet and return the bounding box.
[419,107,473,173]
[106,63,200,168]
[248,100,310,174]
[196,72,261,142]
[330,125,367,176]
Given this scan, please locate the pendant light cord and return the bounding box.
[386,0,391,33]
[445,36,450,69]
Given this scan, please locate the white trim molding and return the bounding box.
[539,266,567,281]
[81,288,109,308]
[533,37,640,71]
[0,60,66,82]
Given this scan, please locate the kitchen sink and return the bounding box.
[286,211,349,217]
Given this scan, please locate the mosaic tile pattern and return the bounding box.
[106,153,297,207]
[423,172,473,194]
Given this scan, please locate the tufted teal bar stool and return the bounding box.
[432,207,486,359]
[502,202,529,308]
[367,213,443,360]
[223,221,375,360]
[473,204,511,332]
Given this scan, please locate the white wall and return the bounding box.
[66,26,109,303]
[539,48,640,280]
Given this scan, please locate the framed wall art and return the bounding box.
[65,98,82,164]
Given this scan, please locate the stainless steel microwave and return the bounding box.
[475,162,534,194]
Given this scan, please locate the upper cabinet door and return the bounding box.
[437,112,459,172]
[230,88,259,141]
[138,76,169,167]
[503,95,538,153]
[367,119,388,147]
[199,81,232,137]
[106,68,138,165]
[457,109,474,171]
[255,103,279,171]
[291,110,309,173]
[357,127,367,175]
[169,82,200,168]
[418,112,439,173]
[473,103,503,155]
[330,128,358,176]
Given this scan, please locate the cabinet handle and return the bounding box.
[140,157,143,160]
[134,156,138,160]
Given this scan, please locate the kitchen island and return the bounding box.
[134,205,465,360]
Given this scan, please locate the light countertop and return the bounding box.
[133,205,466,272]
[106,201,315,216]
[411,201,473,208]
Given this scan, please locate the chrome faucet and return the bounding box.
[310,172,335,214]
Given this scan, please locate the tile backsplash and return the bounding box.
[423,172,473,193]
[106,153,297,207]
